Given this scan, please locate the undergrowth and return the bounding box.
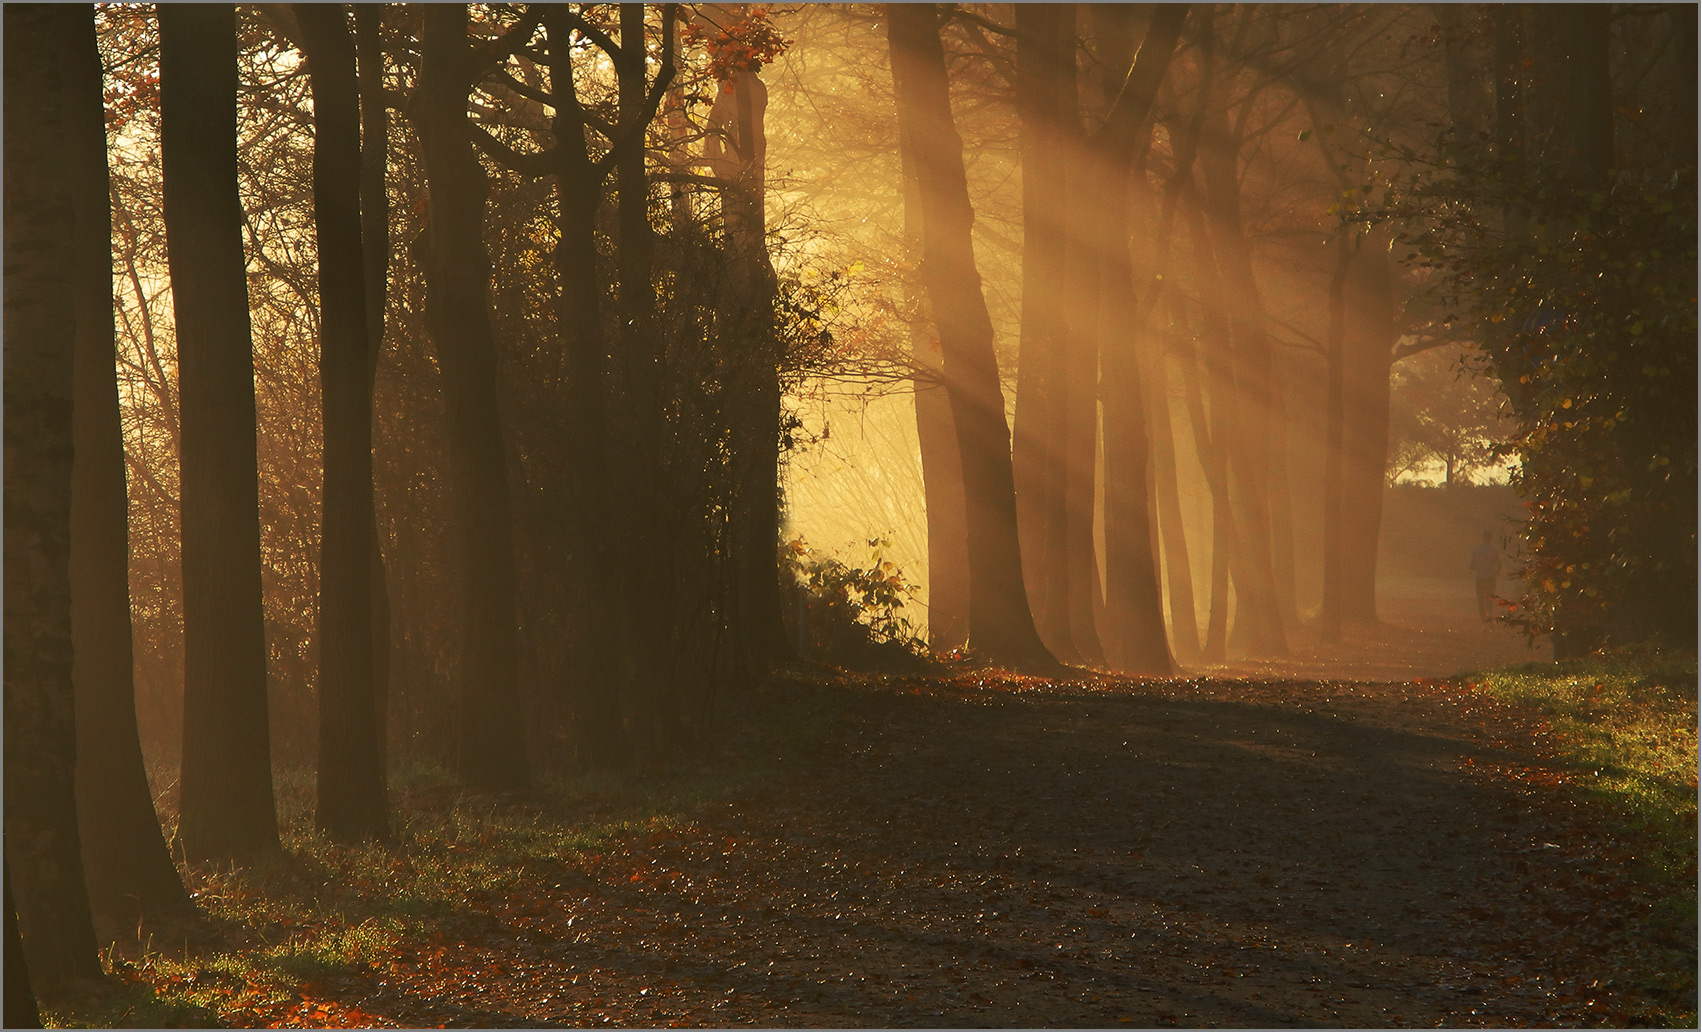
[1475,644,1699,1026]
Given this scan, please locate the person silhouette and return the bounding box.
[1469,530,1502,622]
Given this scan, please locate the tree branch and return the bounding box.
[592,4,678,180]
[559,7,621,60]
[469,6,545,79]
[469,120,559,178]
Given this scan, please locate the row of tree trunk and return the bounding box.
[9,1,808,991]
[903,3,1399,673]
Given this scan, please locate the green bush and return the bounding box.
[780,536,928,668]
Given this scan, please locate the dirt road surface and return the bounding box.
[328,618,1678,1028]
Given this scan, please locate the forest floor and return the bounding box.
[52,616,1697,1029]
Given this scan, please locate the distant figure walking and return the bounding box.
[1470,530,1502,622]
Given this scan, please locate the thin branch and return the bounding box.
[559,7,621,60]
[469,6,546,81]
[942,6,1019,39]
[592,4,678,180]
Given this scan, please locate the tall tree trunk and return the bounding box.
[159,1,281,863]
[65,0,193,930]
[1197,82,1286,657]
[888,3,1056,672]
[542,8,628,768]
[355,1,392,787]
[299,3,388,841]
[708,67,793,679]
[1090,3,1186,676]
[911,343,970,650]
[414,5,528,791]
[896,91,969,654]
[1317,231,1352,643]
[1265,364,1299,630]
[1136,35,1212,665]
[615,2,682,763]
[1011,2,1075,660]
[1339,240,1396,625]
[1145,323,1200,661]
[1058,120,1107,667]
[4,2,106,993]
[1181,202,1246,662]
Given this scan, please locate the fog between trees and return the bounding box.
[4,2,1694,996]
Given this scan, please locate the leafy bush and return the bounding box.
[780,536,928,668]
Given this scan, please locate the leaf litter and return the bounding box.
[78,653,1695,1029]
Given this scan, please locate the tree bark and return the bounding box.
[1090,3,1186,676]
[902,138,971,653]
[5,861,42,1027]
[64,0,194,930]
[888,3,1056,672]
[1317,231,1352,643]
[4,3,106,994]
[540,8,628,768]
[298,2,388,842]
[1146,316,1200,661]
[1011,2,1076,660]
[1339,240,1397,625]
[707,67,794,680]
[414,5,528,791]
[1181,200,1247,662]
[614,3,683,764]
[1197,78,1287,657]
[355,1,392,787]
[159,1,282,863]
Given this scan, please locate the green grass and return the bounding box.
[1474,644,1699,1025]
[42,678,848,1028]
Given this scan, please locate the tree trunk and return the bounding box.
[355,1,392,787]
[159,1,281,863]
[1058,125,1107,667]
[897,102,969,655]
[614,3,682,764]
[1317,231,1352,643]
[1090,4,1186,676]
[414,5,528,791]
[299,2,388,841]
[4,3,105,994]
[1011,2,1076,660]
[5,861,42,1027]
[708,68,793,679]
[888,3,1056,673]
[911,338,970,652]
[903,176,971,653]
[64,0,193,930]
[1197,83,1287,657]
[1180,203,1247,662]
[1339,240,1396,625]
[540,8,628,768]
[1145,321,1200,661]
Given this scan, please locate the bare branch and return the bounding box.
[469,120,559,177]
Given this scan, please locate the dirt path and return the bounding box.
[327,665,1670,1029]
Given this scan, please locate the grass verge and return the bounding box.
[39,677,846,1028]
[1474,644,1698,1026]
